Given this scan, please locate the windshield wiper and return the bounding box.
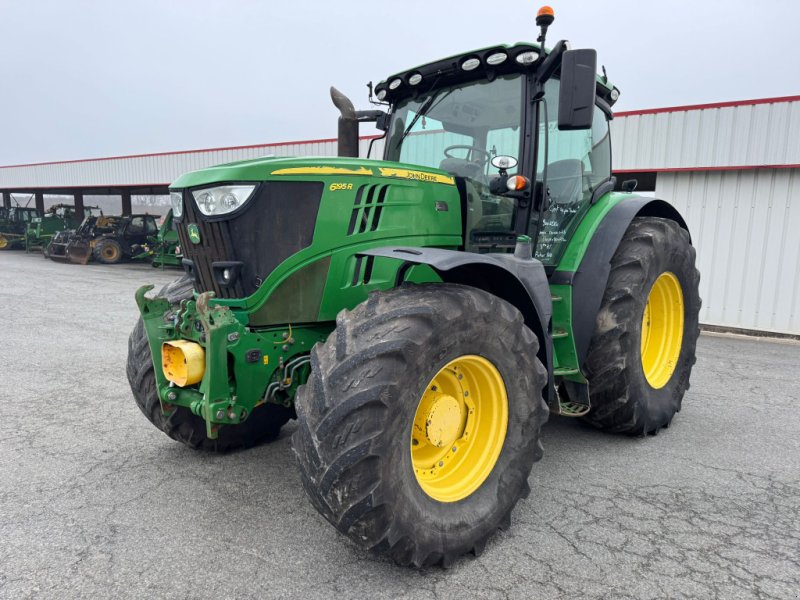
[394,88,453,150]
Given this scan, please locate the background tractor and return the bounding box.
[47,213,159,264]
[0,205,39,250]
[127,7,700,567]
[25,203,102,252]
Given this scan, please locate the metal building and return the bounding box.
[1,95,798,335]
[612,96,800,335]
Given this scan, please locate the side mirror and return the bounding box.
[489,155,519,195]
[558,49,597,131]
[490,155,518,172]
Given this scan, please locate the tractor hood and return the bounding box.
[170,156,456,189]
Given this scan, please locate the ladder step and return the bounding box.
[553,367,580,376]
[552,328,569,339]
[551,295,563,302]
[558,401,591,418]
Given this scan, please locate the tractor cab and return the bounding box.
[376,34,617,267]
[0,206,41,249]
[4,206,39,225]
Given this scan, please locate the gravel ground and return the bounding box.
[1,251,798,599]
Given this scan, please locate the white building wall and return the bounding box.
[611,99,800,171]
[656,168,800,334]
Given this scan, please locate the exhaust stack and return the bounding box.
[330,87,359,158]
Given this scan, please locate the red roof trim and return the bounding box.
[615,95,800,117]
[614,163,800,174]
[0,135,384,170]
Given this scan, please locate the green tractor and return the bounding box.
[131,209,182,268]
[127,7,700,567]
[26,203,102,252]
[0,205,40,250]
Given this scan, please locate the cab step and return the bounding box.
[552,328,569,339]
[551,295,563,302]
[553,367,580,376]
[558,401,591,418]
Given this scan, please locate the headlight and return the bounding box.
[515,51,539,66]
[170,191,183,218]
[191,185,256,217]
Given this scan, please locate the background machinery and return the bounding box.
[47,213,159,264]
[131,209,182,268]
[0,205,39,250]
[25,203,102,252]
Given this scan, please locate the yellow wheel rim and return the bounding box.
[102,245,120,261]
[641,272,684,389]
[410,355,508,503]
[0,236,8,249]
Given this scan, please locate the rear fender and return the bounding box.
[551,197,690,368]
[358,246,555,403]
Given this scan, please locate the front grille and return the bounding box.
[177,182,323,299]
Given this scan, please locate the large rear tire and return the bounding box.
[582,217,701,435]
[292,284,548,567]
[126,276,293,451]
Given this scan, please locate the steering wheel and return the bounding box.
[443,145,491,165]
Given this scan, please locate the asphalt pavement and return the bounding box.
[1,251,798,599]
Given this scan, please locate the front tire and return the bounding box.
[583,217,701,435]
[126,276,294,451]
[292,284,548,567]
[95,239,123,264]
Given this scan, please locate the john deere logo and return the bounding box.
[187,224,201,244]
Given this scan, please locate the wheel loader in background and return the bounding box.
[47,213,159,264]
[127,6,700,567]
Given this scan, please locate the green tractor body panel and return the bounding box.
[548,191,635,382]
[134,38,686,438]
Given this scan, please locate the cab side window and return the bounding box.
[128,216,145,234]
[531,78,611,264]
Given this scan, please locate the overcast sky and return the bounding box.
[1,0,798,165]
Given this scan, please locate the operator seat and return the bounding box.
[546,159,584,205]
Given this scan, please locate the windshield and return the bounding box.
[385,75,524,252]
[385,74,523,184]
